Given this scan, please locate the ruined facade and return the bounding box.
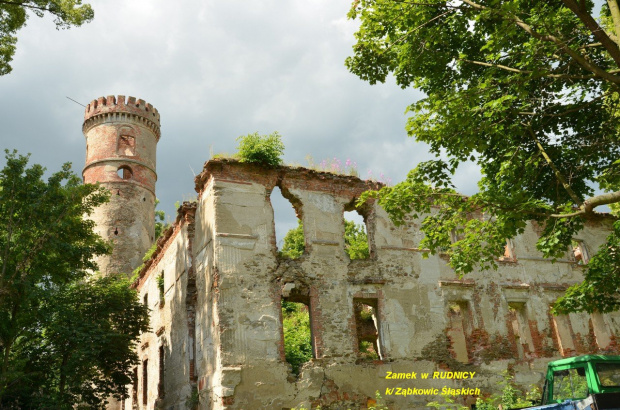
[84,96,620,409]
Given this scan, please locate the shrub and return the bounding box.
[236,131,284,166]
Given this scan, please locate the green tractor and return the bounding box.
[521,355,620,409]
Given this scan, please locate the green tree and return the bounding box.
[0,151,149,408]
[0,0,94,75]
[236,131,285,167]
[348,0,620,313]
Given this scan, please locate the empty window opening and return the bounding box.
[158,346,165,398]
[271,186,304,258]
[571,240,589,265]
[591,312,612,349]
[132,367,138,405]
[118,135,136,156]
[281,298,313,374]
[117,165,133,180]
[447,302,470,363]
[354,299,382,360]
[499,239,516,261]
[508,302,535,359]
[142,359,148,405]
[114,227,119,236]
[551,310,575,356]
[143,293,148,307]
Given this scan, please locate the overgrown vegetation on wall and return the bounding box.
[236,131,284,167]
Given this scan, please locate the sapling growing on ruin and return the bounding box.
[236,131,285,167]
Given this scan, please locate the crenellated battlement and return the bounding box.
[83,95,160,127]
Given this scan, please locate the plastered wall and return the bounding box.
[131,159,620,410]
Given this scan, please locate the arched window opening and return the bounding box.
[271,185,304,258]
[117,165,133,180]
[343,210,369,260]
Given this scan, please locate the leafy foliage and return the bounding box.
[5,276,149,408]
[554,220,620,313]
[0,0,94,75]
[282,301,312,374]
[236,131,284,167]
[348,0,620,312]
[0,151,149,407]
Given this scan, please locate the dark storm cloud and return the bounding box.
[0,0,481,241]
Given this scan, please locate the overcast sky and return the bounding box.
[0,0,482,244]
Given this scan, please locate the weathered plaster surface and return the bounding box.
[122,159,620,410]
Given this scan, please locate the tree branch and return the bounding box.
[0,0,55,13]
[526,126,584,206]
[608,0,620,46]
[462,58,614,80]
[550,190,620,217]
[382,10,453,54]
[561,0,620,66]
[462,0,620,85]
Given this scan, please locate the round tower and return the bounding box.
[83,95,161,276]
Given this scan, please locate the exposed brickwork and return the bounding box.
[194,158,383,198]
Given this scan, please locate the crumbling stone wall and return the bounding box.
[129,158,620,410]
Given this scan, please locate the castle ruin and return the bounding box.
[83,95,620,409]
